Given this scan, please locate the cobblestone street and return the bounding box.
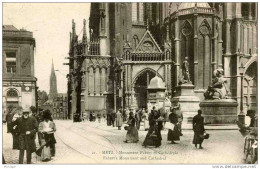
[3,120,245,164]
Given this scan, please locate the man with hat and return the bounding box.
[12,111,38,164]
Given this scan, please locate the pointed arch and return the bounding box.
[181,20,192,37]
[199,19,211,37]
[132,68,164,87]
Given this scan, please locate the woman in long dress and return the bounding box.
[193,110,205,149]
[142,110,149,131]
[115,110,123,130]
[124,112,139,143]
[142,107,162,147]
[38,110,56,161]
[167,109,180,144]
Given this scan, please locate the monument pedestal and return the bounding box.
[199,99,238,124]
[171,84,200,124]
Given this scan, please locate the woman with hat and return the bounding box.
[142,106,162,148]
[37,110,56,161]
[124,111,139,143]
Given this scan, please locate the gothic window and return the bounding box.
[241,3,249,20]
[7,89,18,97]
[132,3,138,22]
[133,35,139,49]
[5,52,16,73]
[132,3,144,23]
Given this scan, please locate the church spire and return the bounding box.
[49,59,58,101]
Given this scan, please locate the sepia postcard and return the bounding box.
[2,1,258,166]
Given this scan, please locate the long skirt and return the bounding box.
[143,126,161,147]
[12,133,20,150]
[193,132,204,144]
[144,120,149,130]
[41,146,51,161]
[167,125,180,141]
[126,126,139,142]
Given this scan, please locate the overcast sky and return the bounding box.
[3,3,90,94]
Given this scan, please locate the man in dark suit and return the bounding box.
[13,111,38,164]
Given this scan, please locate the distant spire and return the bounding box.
[51,58,54,72]
[72,19,76,38]
[82,19,87,44]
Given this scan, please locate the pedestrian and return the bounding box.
[175,102,183,136]
[142,109,149,131]
[49,115,56,157]
[124,111,139,143]
[11,109,22,150]
[37,110,56,161]
[167,108,180,144]
[106,109,112,126]
[142,106,162,148]
[111,110,116,127]
[192,110,205,149]
[12,111,38,164]
[125,108,130,122]
[115,109,123,130]
[6,108,15,133]
[135,109,143,130]
[97,112,101,123]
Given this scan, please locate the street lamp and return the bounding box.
[238,63,245,125]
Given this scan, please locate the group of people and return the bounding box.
[122,105,207,149]
[5,108,56,164]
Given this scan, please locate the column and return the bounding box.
[255,3,258,21]
[244,24,248,54]
[236,19,241,53]
[93,68,96,95]
[248,23,252,55]
[100,69,102,95]
[224,19,231,77]
[248,3,252,20]
[193,13,199,88]
[174,17,180,89]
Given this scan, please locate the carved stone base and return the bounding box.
[171,84,200,124]
[199,99,238,124]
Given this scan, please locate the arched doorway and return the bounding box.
[133,70,156,109]
[243,61,257,112]
[6,89,19,112]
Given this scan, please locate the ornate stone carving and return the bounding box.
[178,57,191,85]
[199,19,211,35]
[181,21,192,36]
[204,69,231,99]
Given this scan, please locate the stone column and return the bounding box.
[244,24,248,54]
[93,68,96,95]
[248,23,253,55]
[174,16,180,90]
[255,3,258,21]
[249,3,253,20]
[193,13,199,88]
[224,19,231,77]
[236,19,241,53]
[100,68,102,95]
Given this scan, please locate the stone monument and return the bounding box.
[200,69,238,124]
[171,57,200,124]
[147,75,168,112]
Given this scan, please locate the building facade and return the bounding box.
[68,2,257,118]
[2,25,37,112]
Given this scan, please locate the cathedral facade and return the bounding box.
[68,2,257,119]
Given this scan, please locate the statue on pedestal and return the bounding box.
[204,69,231,100]
[179,57,191,85]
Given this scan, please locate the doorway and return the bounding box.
[134,70,156,109]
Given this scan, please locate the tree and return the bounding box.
[38,90,48,106]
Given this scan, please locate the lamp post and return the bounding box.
[238,63,245,124]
